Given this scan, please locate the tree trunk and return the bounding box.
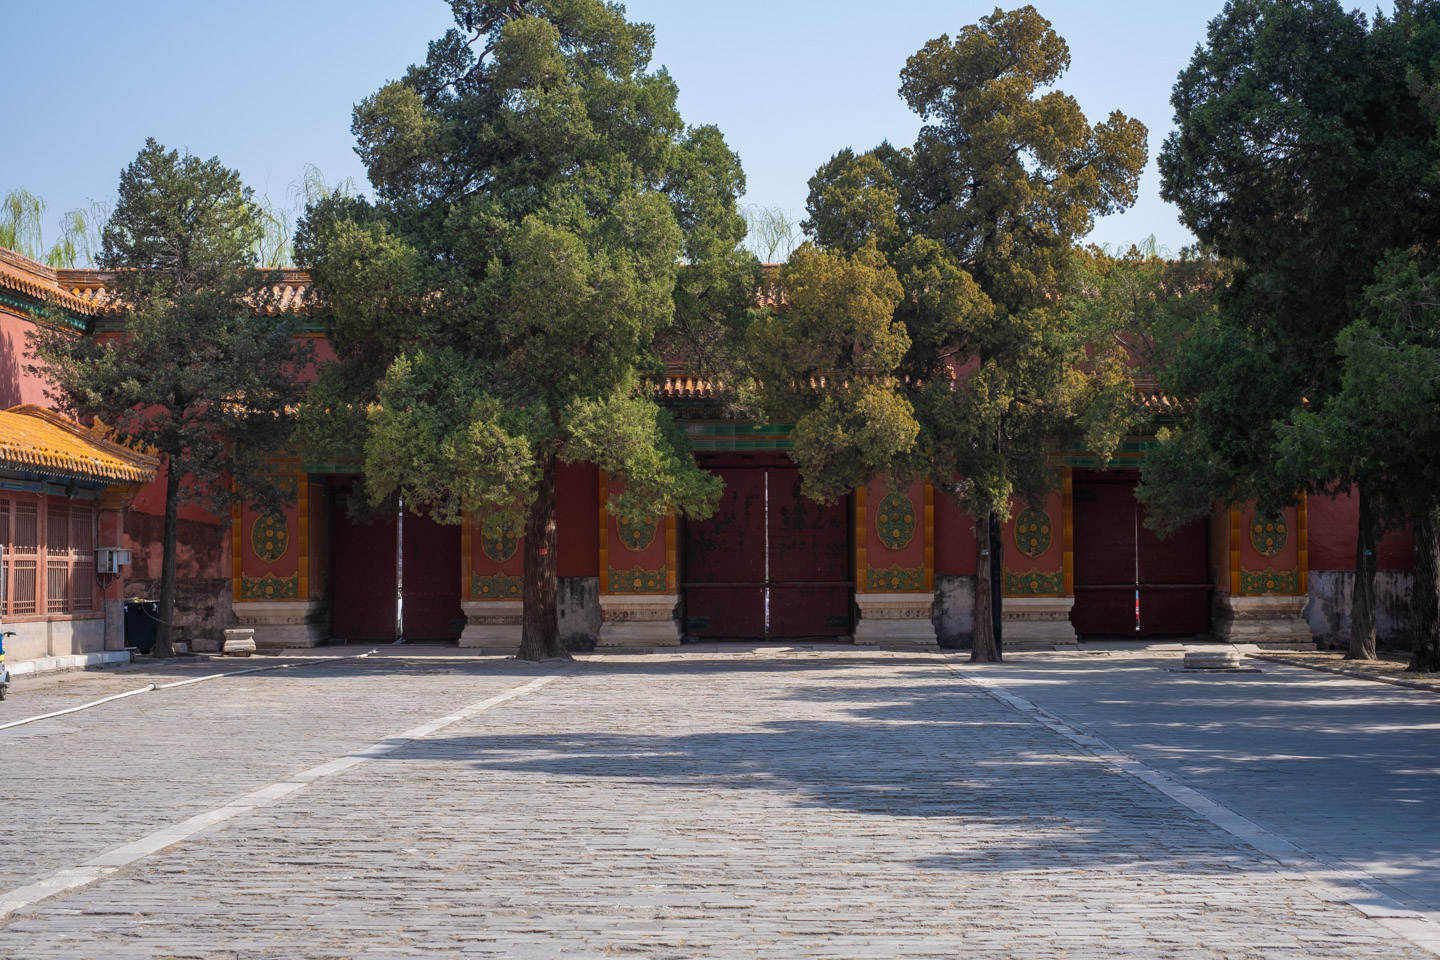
[1348,486,1379,661]
[518,450,566,662]
[971,511,1004,663]
[154,460,181,659]
[1408,506,1440,674]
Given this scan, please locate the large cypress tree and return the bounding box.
[1147,0,1440,660]
[298,1,751,661]
[793,6,1148,661]
[29,139,312,658]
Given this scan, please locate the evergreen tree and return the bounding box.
[1148,0,1440,660]
[794,6,1148,661]
[298,0,751,661]
[28,139,312,657]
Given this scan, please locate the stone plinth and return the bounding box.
[234,600,328,650]
[853,592,937,647]
[597,594,681,650]
[222,628,256,657]
[1183,649,1244,670]
[1002,597,1077,650]
[1213,595,1315,650]
[459,600,522,654]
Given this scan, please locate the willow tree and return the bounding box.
[797,6,1147,661]
[298,0,749,661]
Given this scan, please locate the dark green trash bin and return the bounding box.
[124,599,159,654]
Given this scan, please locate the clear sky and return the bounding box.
[5,1,1248,258]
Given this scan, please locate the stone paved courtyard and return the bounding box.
[2,646,1439,958]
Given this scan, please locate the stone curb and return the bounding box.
[1252,653,1440,695]
[6,650,133,680]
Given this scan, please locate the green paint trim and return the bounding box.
[0,293,92,333]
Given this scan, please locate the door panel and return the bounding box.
[330,495,397,642]
[1071,474,1210,637]
[401,510,464,641]
[768,470,850,637]
[1072,479,1139,636]
[681,467,852,639]
[683,469,767,638]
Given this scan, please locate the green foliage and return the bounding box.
[0,189,105,268]
[301,1,753,655]
[746,242,917,503]
[28,138,313,516]
[1144,0,1440,529]
[794,6,1149,520]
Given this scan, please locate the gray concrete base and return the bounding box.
[597,594,681,650]
[234,600,329,650]
[1003,596,1078,650]
[854,593,938,647]
[1306,570,1413,649]
[1214,595,1316,650]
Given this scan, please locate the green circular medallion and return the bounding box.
[874,491,916,551]
[1250,511,1288,557]
[617,513,660,552]
[1013,507,1053,559]
[251,513,289,564]
[481,513,522,563]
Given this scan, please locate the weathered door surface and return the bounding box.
[1071,470,1209,637]
[401,510,464,641]
[683,460,850,639]
[767,470,850,638]
[683,468,767,638]
[330,491,398,642]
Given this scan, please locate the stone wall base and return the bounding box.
[459,600,521,654]
[854,592,938,648]
[1214,595,1316,650]
[234,600,328,650]
[934,575,975,649]
[1002,596,1077,650]
[597,594,681,651]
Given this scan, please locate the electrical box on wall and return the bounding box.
[95,548,133,575]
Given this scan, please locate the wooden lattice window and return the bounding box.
[9,500,38,616]
[44,501,95,615]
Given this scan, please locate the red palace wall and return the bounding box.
[1307,489,1413,571]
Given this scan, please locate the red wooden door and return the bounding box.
[1071,471,1209,637]
[682,464,851,639]
[683,468,767,638]
[401,510,464,641]
[330,492,398,642]
[1137,502,1210,636]
[768,470,850,637]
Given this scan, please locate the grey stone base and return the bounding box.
[460,600,521,650]
[597,594,681,650]
[234,600,329,650]
[1214,595,1316,650]
[934,575,975,648]
[1305,570,1414,650]
[1003,597,1078,650]
[854,593,938,647]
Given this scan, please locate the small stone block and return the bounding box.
[222,628,257,658]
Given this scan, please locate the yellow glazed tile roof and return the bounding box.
[0,406,159,485]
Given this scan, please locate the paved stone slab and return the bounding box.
[0,654,554,893]
[0,650,1432,958]
[969,650,1440,923]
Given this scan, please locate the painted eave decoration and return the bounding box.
[0,406,160,485]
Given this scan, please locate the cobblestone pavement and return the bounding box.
[969,650,1440,924]
[1,647,1437,958]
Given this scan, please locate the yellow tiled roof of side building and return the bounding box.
[0,406,159,485]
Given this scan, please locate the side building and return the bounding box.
[0,245,1411,656]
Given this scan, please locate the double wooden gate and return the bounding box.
[330,485,464,642]
[682,461,851,639]
[1070,469,1210,637]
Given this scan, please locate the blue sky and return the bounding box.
[6,1,1247,258]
